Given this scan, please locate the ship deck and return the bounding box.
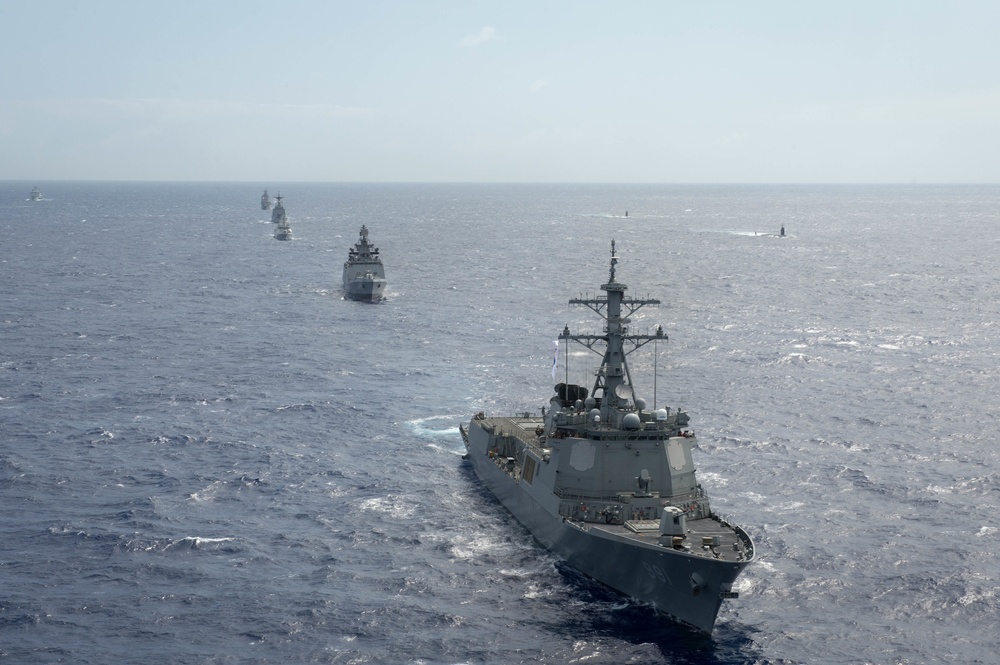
[587,517,750,564]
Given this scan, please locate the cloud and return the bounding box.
[459,26,498,48]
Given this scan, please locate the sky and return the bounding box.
[3,1,1000,183]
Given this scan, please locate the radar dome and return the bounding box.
[585,397,596,409]
[635,398,646,411]
[655,409,668,421]
[589,408,601,422]
[622,413,641,430]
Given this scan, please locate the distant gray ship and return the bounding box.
[460,241,755,634]
[270,195,286,224]
[274,216,292,241]
[261,189,272,210]
[342,225,386,302]
[30,186,42,201]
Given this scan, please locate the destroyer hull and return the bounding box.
[343,273,386,302]
[465,420,750,634]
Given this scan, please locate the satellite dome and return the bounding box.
[622,413,641,430]
[635,398,647,411]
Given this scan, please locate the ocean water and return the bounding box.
[2,181,999,664]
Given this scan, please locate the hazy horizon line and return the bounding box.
[6,179,998,186]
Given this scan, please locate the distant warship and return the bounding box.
[274,216,292,241]
[342,225,386,302]
[30,186,42,201]
[271,195,286,224]
[261,189,272,210]
[460,241,755,634]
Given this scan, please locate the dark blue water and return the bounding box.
[2,182,999,664]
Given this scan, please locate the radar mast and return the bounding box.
[559,240,666,425]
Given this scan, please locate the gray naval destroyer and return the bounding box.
[270,194,286,224]
[274,215,292,241]
[342,225,386,302]
[261,189,272,210]
[460,241,755,634]
[271,195,291,240]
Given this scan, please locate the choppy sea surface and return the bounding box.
[2,181,999,664]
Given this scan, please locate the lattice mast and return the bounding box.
[559,240,666,424]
